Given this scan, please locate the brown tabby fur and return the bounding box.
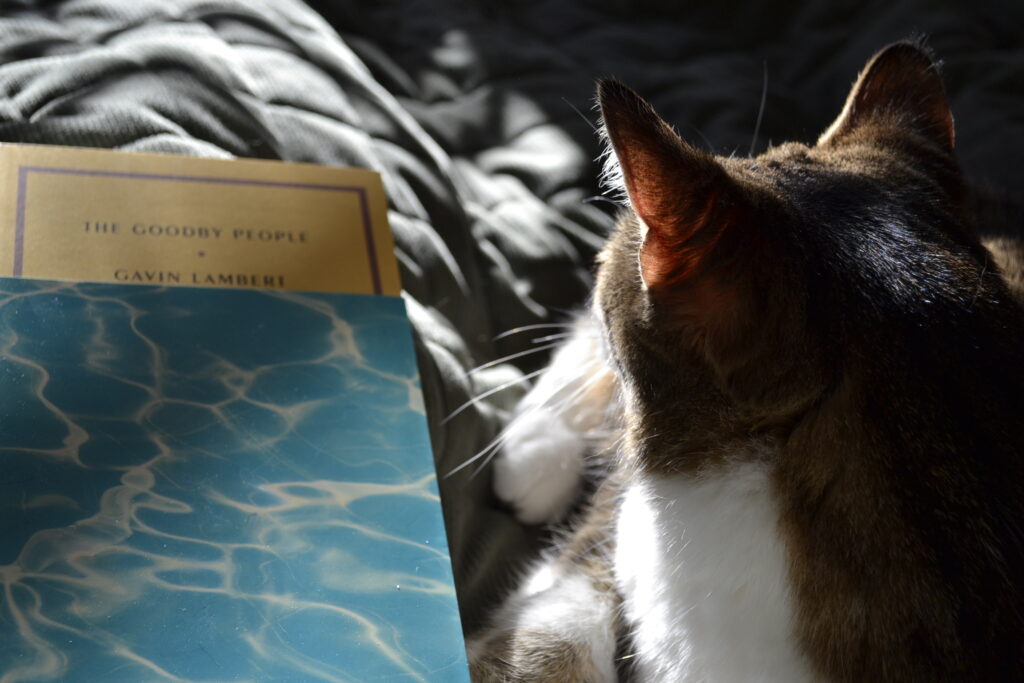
[472,41,1024,682]
[469,474,629,682]
[986,237,1024,303]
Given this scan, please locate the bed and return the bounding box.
[1,0,1022,636]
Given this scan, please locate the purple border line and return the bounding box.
[13,165,383,295]
[14,167,27,280]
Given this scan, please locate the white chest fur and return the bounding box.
[614,459,818,682]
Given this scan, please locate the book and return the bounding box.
[0,144,469,681]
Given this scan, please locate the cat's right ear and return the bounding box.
[598,79,745,291]
[818,41,954,152]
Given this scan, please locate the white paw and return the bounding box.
[493,407,584,524]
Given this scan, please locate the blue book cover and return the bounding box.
[0,145,469,682]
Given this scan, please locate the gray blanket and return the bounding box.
[2,0,1022,633]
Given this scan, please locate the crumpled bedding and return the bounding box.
[1,0,1022,633]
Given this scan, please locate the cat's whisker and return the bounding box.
[534,362,604,413]
[447,407,531,478]
[531,332,574,344]
[467,407,573,480]
[445,431,508,478]
[749,60,769,156]
[465,373,603,480]
[469,449,502,479]
[450,357,603,476]
[441,368,545,425]
[492,323,573,341]
[546,381,603,421]
[969,261,989,310]
[681,122,717,154]
[562,96,600,133]
[526,376,594,421]
[465,342,562,377]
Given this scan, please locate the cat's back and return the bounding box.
[776,248,1024,682]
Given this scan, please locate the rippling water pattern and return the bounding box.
[0,279,468,682]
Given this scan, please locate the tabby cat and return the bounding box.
[467,41,1024,682]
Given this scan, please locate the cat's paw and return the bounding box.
[493,407,584,525]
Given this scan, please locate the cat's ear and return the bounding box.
[598,79,745,290]
[818,41,954,152]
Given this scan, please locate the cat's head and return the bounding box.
[594,41,1006,466]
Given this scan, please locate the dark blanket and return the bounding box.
[1,0,1022,633]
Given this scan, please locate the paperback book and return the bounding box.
[0,144,468,682]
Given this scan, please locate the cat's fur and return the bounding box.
[469,42,1024,682]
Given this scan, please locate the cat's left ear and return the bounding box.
[598,79,748,291]
[818,41,954,152]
